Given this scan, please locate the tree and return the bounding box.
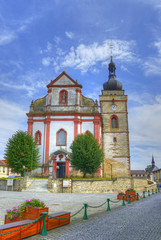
[70,132,104,177]
[4,131,40,176]
[145,165,152,172]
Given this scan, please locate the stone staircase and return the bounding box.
[24,179,49,193]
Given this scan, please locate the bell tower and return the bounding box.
[99,56,130,178]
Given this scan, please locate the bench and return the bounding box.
[0,211,70,240]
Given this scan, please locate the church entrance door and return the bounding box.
[57,162,66,178]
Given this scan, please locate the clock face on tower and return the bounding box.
[111,104,117,111]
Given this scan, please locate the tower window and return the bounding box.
[113,137,117,142]
[57,129,67,146]
[59,90,68,105]
[35,131,41,145]
[111,115,118,128]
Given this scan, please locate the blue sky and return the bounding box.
[0,0,161,170]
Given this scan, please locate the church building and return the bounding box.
[27,57,131,178]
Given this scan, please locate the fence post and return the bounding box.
[158,188,160,193]
[83,203,88,220]
[143,191,145,198]
[107,198,111,211]
[122,195,125,206]
[155,188,157,194]
[148,190,150,196]
[152,189,154,195]
[136,193,139,200]
[128,194,131,204]
[40,212,48,236]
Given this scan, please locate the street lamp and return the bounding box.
[110,163,113,179]
[23,165,26,177]
[31,139,33,176]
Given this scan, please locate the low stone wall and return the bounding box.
[0,178,24,191]
[145,183,157,192]
[48,177,153,193]
[131,178,148,192]
[48,177,132,193]
[22,176,34,190]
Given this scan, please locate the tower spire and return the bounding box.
[152,154,155,167]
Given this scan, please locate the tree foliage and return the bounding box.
[4,131,40,176]
[145,165,152,172]
[70,132,104,177]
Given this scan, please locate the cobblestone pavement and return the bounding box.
[28,193,161,240]
[0,191,119,224]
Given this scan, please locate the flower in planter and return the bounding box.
[6,199,46,220]
[21,198,46,211]
[118,192,125,195]
[127,188,135,191]
[6,206,22,220]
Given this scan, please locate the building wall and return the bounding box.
[99,90,130,178]
[49,120,74,154]
[0,166,8,177]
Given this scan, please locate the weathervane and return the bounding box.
[64,67,66,72]
[109,44,113,57]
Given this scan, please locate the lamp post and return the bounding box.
[23,165,26,177]
[110,163,113,179]
[31,139,33,176]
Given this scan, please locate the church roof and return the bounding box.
[131,170,147,175]
[103,56,123,91]
[0,160,8,166]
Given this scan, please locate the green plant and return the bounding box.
[4,131,40,176]
[21,198,45,210]
[127,188,135,191]
[6,198,46,220]
[6,206,22,220]
[70,132,104,177]
[118,192,125,195]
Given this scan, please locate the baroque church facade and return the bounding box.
[27,57,131,178]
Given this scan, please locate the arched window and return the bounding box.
[57,129,67,146]
[110,115,118,128]
[35,131,41,145]
[59,90,68,105]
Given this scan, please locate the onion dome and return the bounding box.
[103,56,122,90]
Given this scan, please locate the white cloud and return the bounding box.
[65,31,74,39]
[128,93,161,169]
[0,70,48,97]
[42,57,52,66]
[40,42,52,54]
[52,40,137,73]
[0,100,27,159]
[0,30,16,45]
[54,36,61,44]
[144,39,161,76]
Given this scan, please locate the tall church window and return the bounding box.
[57,129,67,146]
[35,131,41,145]
[59,90,68,105]
[111,115,118,128]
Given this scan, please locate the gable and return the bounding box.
[47,71,82,88]
[54,74,75,85]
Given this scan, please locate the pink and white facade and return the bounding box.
[27,71,102,177]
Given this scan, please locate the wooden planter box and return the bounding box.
[47,211,70,230]
[117,194,125,200]
[125,195,137,202]
[23,207,49,220]
[126,190,136,196]
[4,207,49,224]
[1,211,70,240]
[0,219,40,240]
[4,216,24,224]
